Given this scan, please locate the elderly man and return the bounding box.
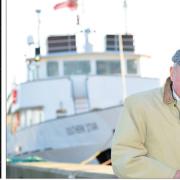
[111,50,180,178]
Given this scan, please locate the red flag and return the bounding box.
[12,89,17,104]
[54,0,78,10]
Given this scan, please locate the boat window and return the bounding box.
[64,61,90,75]
[26,110,32,127]
[96,61,121,75]
[127,59,138,74]
[20,111,26,129]
[19,108,44,129]
[47,61,59,77]
[32,109,43,125]
[47,35,76,53]
[106,35,119,51]
[106,34,134,52]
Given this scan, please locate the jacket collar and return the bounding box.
[172,89,180,101]
[163,77,175,104]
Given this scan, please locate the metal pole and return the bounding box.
[35,9,41,79]
[119,0,128,103]
[36,9,41,47]
[123,0,128,34]
[119,35,127,103]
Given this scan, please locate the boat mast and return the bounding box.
[34,9,41,79]
[36,9,41,48]
[119,0,128,103]
[123,0,128,34]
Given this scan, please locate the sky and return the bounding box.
[6,0,180,94]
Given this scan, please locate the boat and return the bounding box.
[7,1,160,165]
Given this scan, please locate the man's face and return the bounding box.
[170,65,180,97]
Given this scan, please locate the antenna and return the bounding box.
[123,0,128,34]
[118,0,128,103]
[35,9,41,47]
[83,28,93,52]
[76,0,85,27]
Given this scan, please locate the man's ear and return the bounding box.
[170,66,174,82]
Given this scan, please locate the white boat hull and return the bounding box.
[7,105,122,164]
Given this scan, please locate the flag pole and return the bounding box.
[123,0,128,34]
[119,35,127,103]
[35,9,41,79]
[119,0,128,103]
[36,9,41,48]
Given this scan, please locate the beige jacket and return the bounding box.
[111,77,180,178]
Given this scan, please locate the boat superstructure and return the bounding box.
[7,28,160,164]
